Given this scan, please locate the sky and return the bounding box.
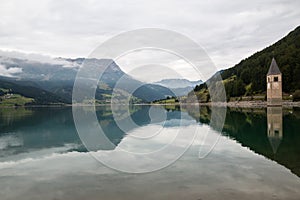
[0,0,299,81]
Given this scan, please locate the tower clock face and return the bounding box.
[274,82,279,89]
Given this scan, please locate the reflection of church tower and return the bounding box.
[267,106,283,153]
[267,58,282,106]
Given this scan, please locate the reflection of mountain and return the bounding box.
[0,107,83,159]
[183,106,300,177]
[3,105,299,177]
[0,106,186,160]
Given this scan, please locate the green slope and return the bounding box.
[194,25,300,99]
[0,79,69,106]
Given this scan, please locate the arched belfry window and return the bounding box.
[274,76,278,82]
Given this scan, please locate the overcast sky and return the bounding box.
[0,0,299,81]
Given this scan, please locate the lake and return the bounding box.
[0,105,300,200]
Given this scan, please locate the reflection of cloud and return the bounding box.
[0,143,81,164]
[0,64,22,77]
[117,124,196,153]
[1,126,300,200]
[0,134,23,150]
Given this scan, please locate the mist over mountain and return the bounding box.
[154,79,202,96]
[0,53,175,104]
[154,79,203,89]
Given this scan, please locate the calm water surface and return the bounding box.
[0,105,300,200]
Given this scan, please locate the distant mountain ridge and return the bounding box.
[0,54,176,105]
[154,78,202,96]
[154,79,203,88]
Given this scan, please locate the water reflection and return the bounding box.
[181,105,300,177]
[0,106,193,161]
[1,106,300,199]
[1,106,300,175]
[267,106,283,153]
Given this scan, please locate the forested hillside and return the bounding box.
[194,25,300,99]
[0,79,68,105]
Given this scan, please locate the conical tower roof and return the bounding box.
[267,58,281,75]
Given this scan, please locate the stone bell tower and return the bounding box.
[267,58,282,106]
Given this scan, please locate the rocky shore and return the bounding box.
[197,100,300,108]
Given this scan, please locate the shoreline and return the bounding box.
[1,101,300,108]
[194,101,300,108]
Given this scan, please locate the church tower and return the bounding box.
[267,58,282,106]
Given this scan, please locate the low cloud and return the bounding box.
[0,50,80,68]
[0,64,22,77]
[0,0,300,79]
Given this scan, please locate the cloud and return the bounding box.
[0,64,22,77]
[115,48,215,82]
[115,49,203,82]
[0,49,80,68]
[0,0,299,79]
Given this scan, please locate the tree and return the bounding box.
[293,90,300,101]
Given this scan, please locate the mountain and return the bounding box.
[0,54,175,105]
[193,25,300,100]
[0,79,68,105]
[154,79,203,88]
[154,79,202,96]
